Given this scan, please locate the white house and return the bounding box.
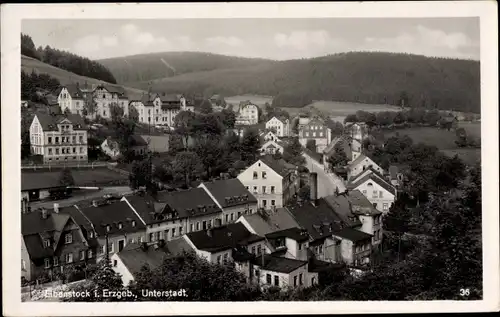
[347,172,396,214]
[30,113,88,163]
[259,139,285,156]
[235,101,259,125]
[347,154,384,181]
[350,139,363,162]
[298,118,332,153]
[260,130,281,143]
[237,156,299,210]
[266,116,290,137]
[129,93,192,126]
[251,254,316,289]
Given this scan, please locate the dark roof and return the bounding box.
[129,135,148,147]
[117,243,172,276]
[160,94,182,103]
[265,227,309,242]
[63,84,84,99]
[77,201,146,237]
[347,153,368,170]
[251,254,307,273]
[186,222,265,253]
[347,190,382,216]
[333,227,372,242]
[200,178,257,208]
[324,136,352,159]
[155,188,222,219]
[347,173,397,196]
[21,171,66,191]
[323,194,362,227]
[308,258,346,273]
[22,210,72,260]
[287,199,345,241]
[239,208,299,236]
[259,155,296,178]
[34,113,87,132]
[60,205,99,248]
[232,246,255,262]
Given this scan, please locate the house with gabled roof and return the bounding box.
[30,113,88,164]
[259,139,285,156]
[347,170,396,214]
[235,101,259,125]
[198,178,258,225]
[101,135,148,160]
[260,130,281,143]
[21,206,95,282]
[128,92,192,127]
[266,116,291,137]
[237,155,299,210]
[347,153,385,181]
[298,117,332,153]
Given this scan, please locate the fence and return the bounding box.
[21,161,110,171]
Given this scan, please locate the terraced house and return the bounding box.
[128,93,193,126]
[29,113,88,163]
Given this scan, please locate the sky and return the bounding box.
[22,18,480,61]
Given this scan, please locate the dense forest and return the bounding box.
[21,33,117,84]
[121,52,480,113]
[98,51,275,84]
[21,70,60,103]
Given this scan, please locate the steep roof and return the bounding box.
[347,153,368,169]
[186,222,265,253]
[63,84,84,99]
[200,178,257,208]
[333,227,372,242]
[155,188,222,219]
[116,243,171,277]
[323,194,362,228]
[347,173,397,196]
[34,113,87,132]
[323,135,352,159]
[389,165,399,180]
[259,155,295,178]
[239,208,299,236]
[251,254,307,273]
[347,190,382,216]
[129,135,148,147]
[77,201,146,237]
[265,227,309,242]
[267,116,289,124]
[21,171,66,191]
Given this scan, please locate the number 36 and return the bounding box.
[460,288,470,296]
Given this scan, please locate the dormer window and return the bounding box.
[106,225,111,232]
[131,220,136,227]
[118,223,123,229]
[65,233,72,244]
[44,239,50,248]
[89,231,94,238]
[367,182,373,186]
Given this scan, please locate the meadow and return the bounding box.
[225,94,274,108]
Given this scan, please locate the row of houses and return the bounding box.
[22,169,384,290]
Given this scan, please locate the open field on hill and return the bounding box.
[225,94,274,108]
[22,55,146,100]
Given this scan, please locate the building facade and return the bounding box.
[235,101,259,125]
[298,118,332,153]
[266,116,290,137]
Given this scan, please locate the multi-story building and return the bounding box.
[237,155,299,210]
[30,113,88,163]
[199,178,258,225]
[129,93,193,126]
[235,101,259,125]
[298,118,332,153]
[21,206,96,282]
[265,116,291,137]
[57,83,129,119]
[346,154,385,181]
[347,170,396,214]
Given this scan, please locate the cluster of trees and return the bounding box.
[21,33,117,84]
[344,108,450,128]
[130,52,480,114]
[21,70,61,103]
[455,127,481,148]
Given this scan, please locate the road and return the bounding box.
[28,186,133,209]
[303,153,346,198]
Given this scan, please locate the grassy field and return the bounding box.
[22,168,128,187]
[225,94,273,108]
[383,122,481,165]
[282,100,401,122]
[22,55,146,100]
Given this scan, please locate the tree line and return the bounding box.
[21,70,61,103]
[21,33,117,84]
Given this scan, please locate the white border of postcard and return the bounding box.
[2,1,499,315]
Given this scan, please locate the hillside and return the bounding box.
[21,55,146,100]
[118,52,480,113]
[98,51,274,85]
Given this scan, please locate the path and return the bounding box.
[302,153,346,198]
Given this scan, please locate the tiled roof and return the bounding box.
[259,155,296,178]
[239,208,299,236]
[265,227,309,242]
[308,258,346,273]
[323,194,362,228]
[251,254,307,273]
[156,188,222,219]
[347,190,382,215]
[287,199,345,241]
[186,222,265,253]
[347,153,368,170]
[60,205,99,248]
[64,84,84,99]
[117,243,171,276]
[350,167,386,184]
[333,227,372,242]
[21,171,66,191]
[77,201,146,237]
[347,173,396,196]
[34,113,87,132]
[200,178,257,208]
[324,136,352,159]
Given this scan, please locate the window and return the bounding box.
[72,147,76,153]
[106,225,111,232]
[179,227,183,235]
[48,137,52,144]
[44,258,50,269]
[379,191,384,198]
[132,220,136,227]
[53,257,59,266]
[251,246,256,254]
[383,203,389,211]
[262,171,267,179]
[294,276,298,287]
[253,171,258,179]
[237,211,241,218]
[262,186,266,194]
[118,223,123,229]
[319,245,323,253]
[113,260,117,267]
[196,222,200,231]
[319,132,323,137]
[99,245,105,255]
[223,253,228,264]
[190,224,194,232]
[44,239,50,248]
[55,148,60,155]
[80,250,85,261]
[298,243,302,250]
[299,273,303,285]
[246,186,249,190]
[65,233,72,244]
[172,228,176,238]
[217,255,222,264]
[362,190,367,195]
[313,132,316,137]
[271,200,275,206]
[274,275,279,286]
[271,186,275,194]
[138,236,143,243]
[262,199,267,207]
[88,250,93,259]
[266,274,272,284]
[225,214,229,223]
[230,213,234,221]
[108,243,114,254]
[257,245,262,255]
[66,253,73,263]
[253,186,258,193]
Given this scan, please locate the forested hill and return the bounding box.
[98,52,275,84]
[120,51,481,113]
[21,33,117,84]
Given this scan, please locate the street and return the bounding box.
[28,186,133,209]
[303,153,346,198]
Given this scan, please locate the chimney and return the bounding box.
[309,172,318,205]
[41,208,48,219]
[53,203,60,213]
